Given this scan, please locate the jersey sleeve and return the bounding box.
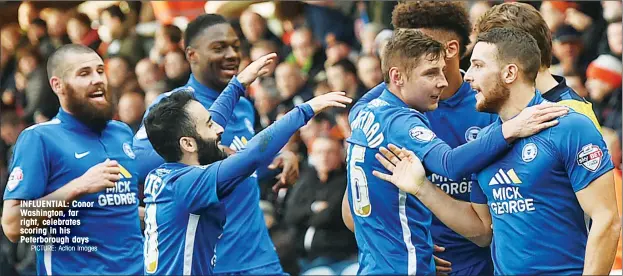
[216,104,315,193]
[175,166,220,213]
[552,113,614,192]
[386,111,445,160]
[207,76,246,128]
[389,111,511,180]
[470,181,488,204]
[3,129,49,200]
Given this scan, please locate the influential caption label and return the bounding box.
[19,200,97,253]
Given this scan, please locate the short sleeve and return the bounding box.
[387,111,445,160]
[3,129,49,200]
[470,180,488,204]
[553,113,614,192]
[175,166,220,213]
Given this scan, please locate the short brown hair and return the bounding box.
[392,1,471,58]
[475,2,552,68]
[382,29,445,83]
[476,28,541,82]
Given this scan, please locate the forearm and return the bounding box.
[342,191,355,232]
[2,181,84,242]
[416,180,492,246]
[208,76,246,127]
[217,104,314,184]
[583,213,621,275]
[424,126,509,179]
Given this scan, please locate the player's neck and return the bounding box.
[439,69,463,100]
[191,68,226,92]
[387,84,425,112]
[535,68,559,95]
[179,154,200,166]
[499,83,537,122]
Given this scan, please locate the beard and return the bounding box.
[476,77,510,113]
[64,82,114,132]
[196,135,227,165]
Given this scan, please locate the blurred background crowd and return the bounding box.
[0,1,621,275]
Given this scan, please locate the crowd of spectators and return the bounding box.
[0,1,621,275]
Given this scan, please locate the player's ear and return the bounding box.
[179,137,197,153]
[49,76,63,95]
[389,67,403,87]
[502,64,518,84]
[445,40,460,60]
[185,47,196,65]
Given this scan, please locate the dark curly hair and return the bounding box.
[391,1,471,58]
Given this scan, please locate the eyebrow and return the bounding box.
[210,38,240,45]
[75,66,91,73]
[423,67,441,74]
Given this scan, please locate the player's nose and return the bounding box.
[464,69,474,83]
[214,123,224,136]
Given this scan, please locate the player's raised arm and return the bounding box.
[342,189,354,232]
[215,92,352,194]
[388,102,567,181]
[372,145,493,247]
[208,53,277,127]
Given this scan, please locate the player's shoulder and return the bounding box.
[387,106,428,125]
[146,86,192,112]
[476,120,500,139]
[178,164,217,180]
[107,120,134,137]
[553,110,598,133]
[23,118,62,133]
[18,118,62,142]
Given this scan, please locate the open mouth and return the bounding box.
[88,88,107,102]
[221,63,239,76]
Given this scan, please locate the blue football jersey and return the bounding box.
[470,92,614,275]
[425,81,496,270]
[346,90,442,275]
[143,163,225,275]
[133,75,280,273]
[4,109,143,275]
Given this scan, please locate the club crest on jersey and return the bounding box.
[465,126,481,142]
[409,126,435,142]
[522,143,538,162]
[577,144,603,172]
[7,167,23,191]
[123,142,136,159]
